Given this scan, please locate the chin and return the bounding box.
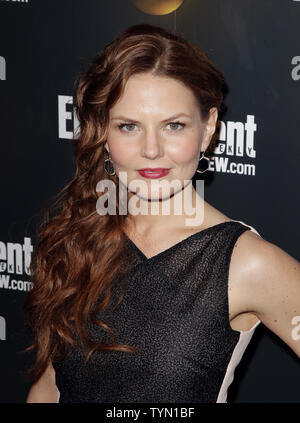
[132,191,165,202]
[140,186,179,201]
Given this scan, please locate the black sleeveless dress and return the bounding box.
[52,220,261,403]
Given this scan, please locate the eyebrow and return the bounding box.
[110,113,192,123]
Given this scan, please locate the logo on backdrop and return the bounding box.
[0,237,34,292]
[0,316,6,341]
[213,115,256,176]
[58,95,257,176]
[0,56,6,80]
[291,56,300,81]
[58,95,80,139]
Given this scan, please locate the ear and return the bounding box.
[202,107,218,151]
[104,141,109,153]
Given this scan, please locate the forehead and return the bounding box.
[110,73,200,115]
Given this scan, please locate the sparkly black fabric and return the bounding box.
[53,221,251,403]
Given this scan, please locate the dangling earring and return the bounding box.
[103,152,116,176]
[196,151,210,174]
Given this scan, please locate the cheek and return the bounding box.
[107,139,136,165]
[168,137,200,164]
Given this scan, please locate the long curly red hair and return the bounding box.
[22,23,226,383]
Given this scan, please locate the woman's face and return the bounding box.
[105,72,217,201]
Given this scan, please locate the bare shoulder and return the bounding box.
[228,227,300,358]
[26,361,58,403]
[231,226,265,273]
[230,227,300,296]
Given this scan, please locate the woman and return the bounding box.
[24,24,300,403]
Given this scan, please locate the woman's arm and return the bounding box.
[234,230,300,358]
[26,361,58,403]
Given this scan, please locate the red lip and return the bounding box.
[137,168,170,179]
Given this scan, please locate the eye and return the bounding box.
[118,123,137,132]
[166,121,186,131]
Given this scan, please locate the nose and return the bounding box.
[141,127,163,159]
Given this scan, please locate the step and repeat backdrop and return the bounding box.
[0,0,299,403]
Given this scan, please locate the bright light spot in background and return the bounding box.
[131,0,184,15]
